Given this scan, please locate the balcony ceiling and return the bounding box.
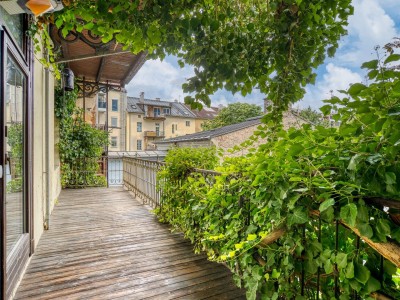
[50,23,146,86]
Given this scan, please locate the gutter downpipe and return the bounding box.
[44,46,50,230]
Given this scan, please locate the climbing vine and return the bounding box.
[31,0,353,111]
[55,87,109,188]
[156,55,400,299]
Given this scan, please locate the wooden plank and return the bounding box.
[14,187,245,299]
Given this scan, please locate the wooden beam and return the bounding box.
[257,228,286,248]
[364,197,400,210]
[341,221,400,267]
[122,51,147,85]
[55,50,131,64]
[96,57,106,82]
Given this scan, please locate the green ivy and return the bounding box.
[55,86,109,188]
[155,56,400,299]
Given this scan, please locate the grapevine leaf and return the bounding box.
[384,53,400,64]
[340,203,358,227]
[354,263,370,284]
[319,199,335,213]
[287,207,308,226]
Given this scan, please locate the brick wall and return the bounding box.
[211,112,306,157]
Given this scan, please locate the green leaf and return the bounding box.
[384,53,400,64]
[324,259,334,274]
[365,276,380,294]
[271,269,280,279]
[340,203,357,227]
[288,143,305,156]
[287,207,308,225]
[347,154,362,171]
[319,199,335,213]
[385,172,396,185]
[368,69,379,80]
[348,83,367,97]
[247,234,257,241]
[356,204,369,223]
[361,59,378,69]
[354,263,370,284]
[320,104,332,116]
[376,219,391,237]
[336,252,347,270]
[358,223,373,239]
[345,261,354,279]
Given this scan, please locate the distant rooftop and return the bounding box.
[185,104,221,119]
[155,116,263,144]
[127,96,196,118]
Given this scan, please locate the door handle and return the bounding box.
[0,165,2,179]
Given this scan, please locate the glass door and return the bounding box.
[5,53,26,258]
[1,27,31,299]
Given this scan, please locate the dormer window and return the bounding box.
[163,108,170,115]
[154,107,161,117]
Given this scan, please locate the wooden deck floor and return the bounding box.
[14,188,245,300]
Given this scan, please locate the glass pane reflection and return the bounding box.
[5,54,25,258]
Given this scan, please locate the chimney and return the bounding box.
[139,92,144,103]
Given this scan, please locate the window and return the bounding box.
[98,94,106,109]
[154,107,161,117]
[155,123,160,135]
[186,121,191,127]
[111,137,117,148]
[172,124,177,134]
[163,108,170,115]
[112,99,118,111]
[111,117,118,127]
[138,114,141,118]
[137,140,142,150]
[137,122,142,132]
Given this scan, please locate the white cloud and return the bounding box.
[301,63,363,109]
[126,58,194,101]
[338,0,399,67]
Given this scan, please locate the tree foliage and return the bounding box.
[156,55,400,299]
[297,106,328,126]
[41,0,353,111]
[202,102,262,130]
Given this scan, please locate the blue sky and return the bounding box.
[126,0,400,110]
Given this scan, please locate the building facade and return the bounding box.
[126,93,201,151]
[76,89,127,152]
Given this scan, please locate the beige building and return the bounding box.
[76,89,127,152]
[126,93,202,151]
[185,105,220,131]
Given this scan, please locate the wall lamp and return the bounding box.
[0,0,63,16]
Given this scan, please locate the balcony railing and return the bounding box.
[144,131,165,138]
[143,113,166,120]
